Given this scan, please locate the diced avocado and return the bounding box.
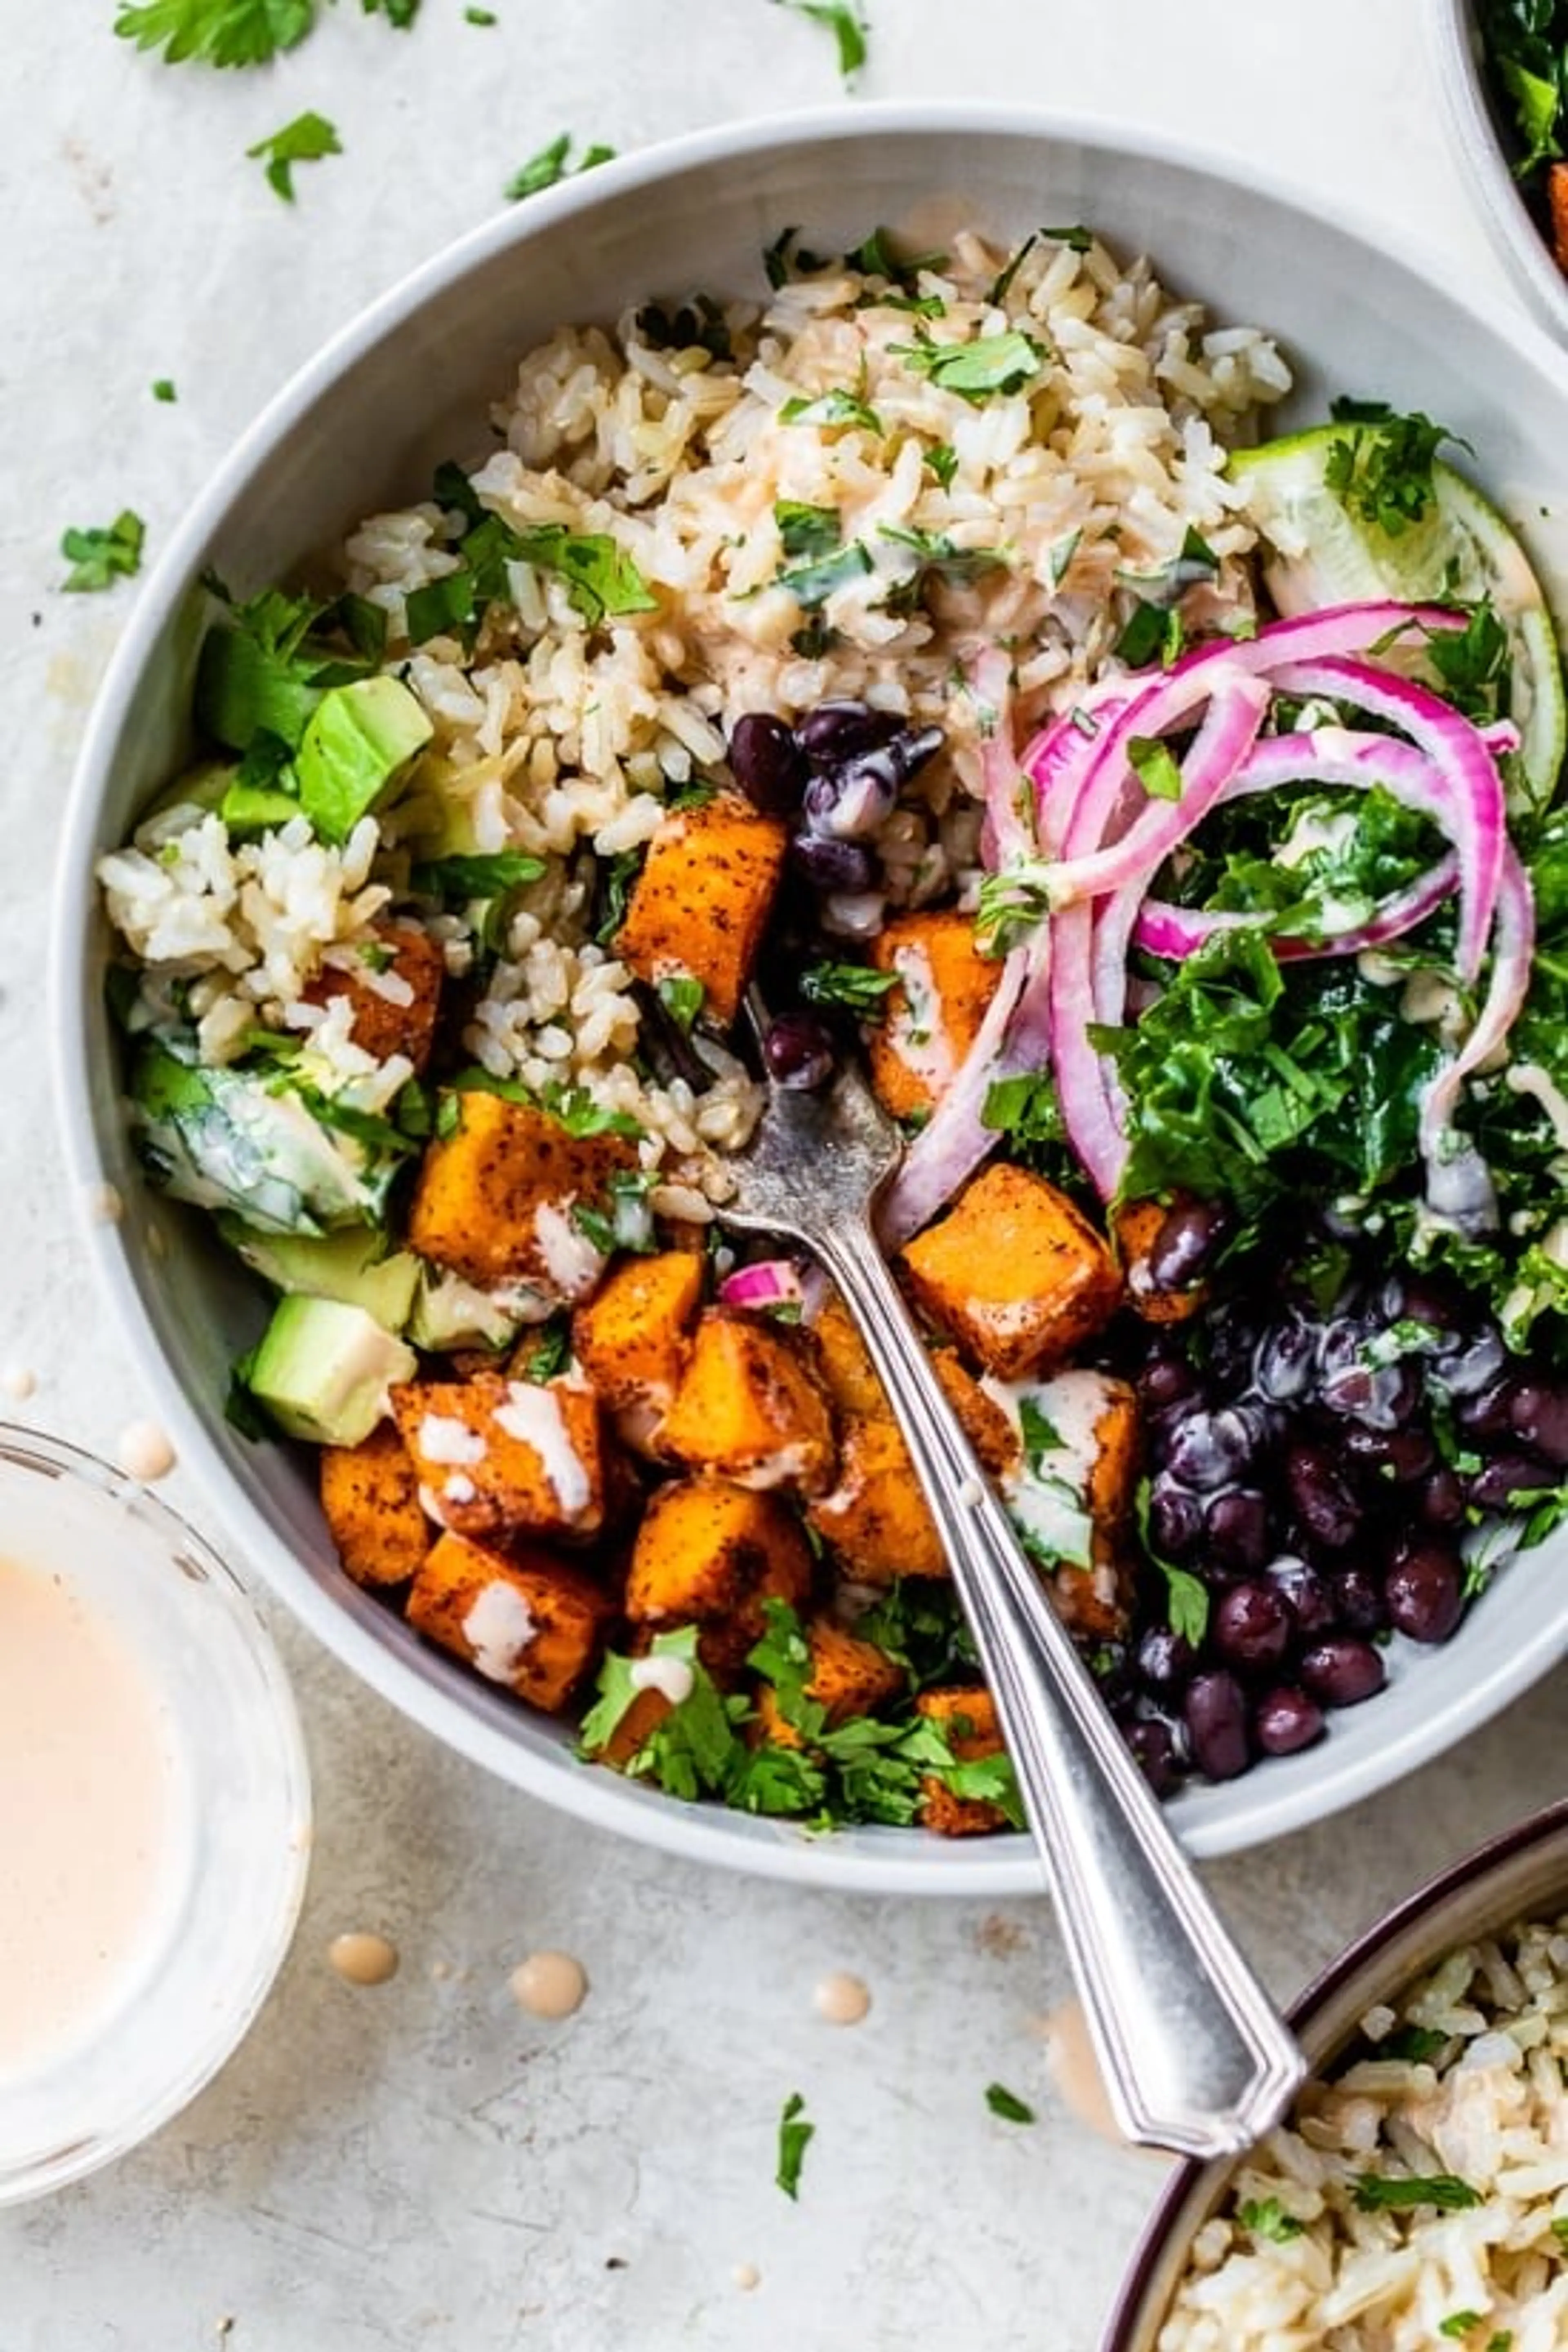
[218,1218,420,1330]
[408,1265,533,1352]
[220,779,302,835]
[147,759,234,822]
[196,621,324,753]
[133,1039,409,1235]
[243,1295,416,1446]
[295,676,433,845]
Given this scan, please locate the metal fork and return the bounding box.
[720,1033,1305,2160]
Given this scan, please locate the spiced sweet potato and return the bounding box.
[808,1412,947,1583]
[571,1250,704,1416]
[657,1310,836,1493]
[915,1685,1009,1836]
[306,919,445,1073]
[624,1476,814,1676]
[407,1529,612,1711]
[318,1421,432,1588]
[900,1162,1121,1378]
[392,1370,608,1544]
[406,1089,636,1296]
[866,909,1002,1120]
[615,791,788,1026]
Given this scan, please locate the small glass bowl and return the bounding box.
[0,1425,311,2205]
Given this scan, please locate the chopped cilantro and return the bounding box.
[924,442,960,489]
[773,0,867,81]
[151,378,177,403]
[60,509,145,593]
[775,500,842,561]
[1136,1476,1210,1646]
[1238,2198,1304,2242]
[986,232,1039,306]
[779,388,884,434]
[410,851,545,899]
[1127,735,1183,802]
[984,2082,1036,2125]
[777,542,873,607]
[594,847,644,945]
[505,133,616,203]
[890,327,1047,403]
[443,1068,643,1141]
[1042,223,1094,252]
[1379,2022,1449,2063]
[1426,598,1512,725]
[1440,2320,1484,2343]
[1350,2172,1481,2212]
[516,1319,571,1382]
[657,974,706,1033]
[246,110,341,203]
[981,1073,1065,1151]
[777,2091,815,2198]
[464,2,495,16]
[799,960,899,1016]
[361,0,418,20]
[878,523,1010,595]
[1016,1395,1064,1472]
[412,473,656,635]
[114,0,314,67]
[1116,600,1185,668]
[1323,401,1463,538]
[843,226,946,284]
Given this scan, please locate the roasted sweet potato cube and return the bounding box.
[318,1421,432,1588]
[308,920,445,1073]
[1551,161,1568,275]
[407,1530,611,1712]
[810,1294,887,1419]
[932,1350,1019,1478]
[799,1614,906,1723]
[593,1684,673,1768]
[572,1250,704,1416]
[808,1413,946,1583]
[614,791,787,1026]
[407,1090,635,1295]
[900,1163,1121,1379]
[1112,1197,1212,1324]
[867,910,1002,1120]
[624,1477,814,1677]
[657,1311,835,1494]
[1000,1370,1139,1642]
[392,1371,607,1543]
[916,1685,1009,1836]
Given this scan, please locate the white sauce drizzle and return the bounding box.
[629,1654,695,1707]
[1507,1061,1568,1153]
[417,1413,486,1468]
[461,1581,537,1683]
[982,1369,1110,1567]
[887,943,955,1092]
[532,1203,605,1300]
[1275,803,1358,869]
[495,1381,591,1515]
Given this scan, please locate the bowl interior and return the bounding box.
[1102,1798,1568,2349]
[54,109,1568,1893]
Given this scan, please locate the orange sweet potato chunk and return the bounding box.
[866,910,1002,1120]
[624,1477,814,1677]
[753,1613,907,1750]
[307,920,445,1073]
[1551,161,1568,276]
[915,1685,1009,1837]
[318,1421,432,1588]
[407,1090,635,1295]
[657,1311,836,1494]
[614,791,787,1026]
[392,1370,607,1544]
[899,1163,1121,1379]
[571,1251,704,1417]
[407,1530,612,1712]
[808,1412,947,1584]
[810,1295,887,1419]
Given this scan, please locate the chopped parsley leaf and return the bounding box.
[657,974,706,1033]
[1323,401,1464,539]
[1350,2172,1481,2212]
[1127,735,1183,802]
[1238,2198,1304,2243]
[1042,223,1094,252]
[777,542,873,608]
[779,388,884,434]
[774,0,867,82]
[151,378,177,403]
[60,509,145,593]
[924,442,960,489]
[464,2,496,16]
[505,133,616,203]
[891,327,1047,402]
[984,2082,1036,2125]
[246,110,341,203]
[799,960,899,1016]
[114,0,314,67]
[777,2091,815,2198]
[775,499,842,562]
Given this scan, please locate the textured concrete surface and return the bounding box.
[2,4,1562,2346]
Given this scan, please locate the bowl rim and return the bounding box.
[50,97,1568,1896]
[1098,1793,1568,2348]
[1425,0,1568,339]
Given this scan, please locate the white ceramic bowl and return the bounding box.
[1428,0,1568,338]
[0,1428,310,2204]
[53,105,1568,1896]
[1101,1797,1568,2349]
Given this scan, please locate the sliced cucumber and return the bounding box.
[1230,425,1566,810]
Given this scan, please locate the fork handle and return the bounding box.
[813,1214,1303,2158]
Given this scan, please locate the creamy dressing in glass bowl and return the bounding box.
[0,1428,310,2206]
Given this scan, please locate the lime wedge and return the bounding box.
[1230,424,1566,810]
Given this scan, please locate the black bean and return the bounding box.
[1212,1580,1292,1674]
[1467,1452,1562,1512]
[1145,1197,1231,1292]
[1285,1441,1363,1550]
[1385,1272,1468,1336]
[1139,1356,1201,1414]
[1253,1684,1326,1757]
[1204,1489,1272,1574]
[1319,1359,1421,1432]
[1253,1317,1317,1404]
[1147,1476,1203,1559]
[1508,1381,1568,1467]
[1163,1406,1261,1494]
[762,1012,835,1089]
[1454,1375,1521,1441]
[1299,1636,1387,1708]
[1342,1424,1436,1483]
[728,711,807,813]
[1416,1466,1467,1529]
[1433,1327,1506,1399]
[788,833,876,893]
[1124,1717,1180,1797]
[795,699,903,766]
[1268,1556,1336,1638]
[803,752,899,841]
[1135,1625,1195,1698]
[1328,1565,1388,1637]
[1384,1543,1464,1644]
[1184,1670,1252,1781]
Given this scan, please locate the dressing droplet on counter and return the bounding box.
[510,1949,587,2019]
[733,2263,761,2292]
[116,1421,176,1482]
[813,1970,871,2026]
[1038,1998,1125,2143]
[327,1931,400,1987]
[0,1367,36,1402]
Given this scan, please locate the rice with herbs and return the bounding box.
[98,225,1290,1198]
[1159,1913,1568,2352]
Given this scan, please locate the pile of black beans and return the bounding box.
[728,702,943,1088]
[1109,1222,1568,1793]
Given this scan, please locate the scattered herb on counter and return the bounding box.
[1350,2172,1482,2213]
[1238,2198,1305,2243]
[151,378,178,403]
[776,2092,815,2198]
[984,2082,1036,2125]
[361,0,419,21]
[464,4,496,18]
[247,110,342,203]
[114,0,316,68]
[504,132,617,202]
[60,509,146,593]
[773,0,868,83]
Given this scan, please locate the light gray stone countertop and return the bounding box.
[4,4,1566,2346]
